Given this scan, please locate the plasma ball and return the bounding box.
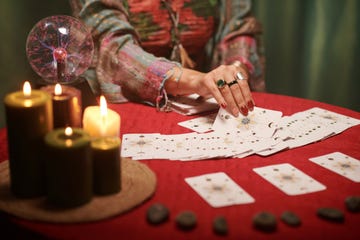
[26,15,94,83]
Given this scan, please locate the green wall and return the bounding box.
[253,0,360,111]
[0,0,359,128]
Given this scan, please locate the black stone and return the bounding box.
[253,212,277,232]
[345,196,360,213]
[213,216,228,235]
[175,211,197,230]
[281,211,301,227]
[146,203,169,225]
[317,208,344,223]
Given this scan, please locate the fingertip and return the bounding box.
[240,106,248,116]
[232,107,239,117]
[247,100,254,111]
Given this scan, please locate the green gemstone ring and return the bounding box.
[216,79,226,89]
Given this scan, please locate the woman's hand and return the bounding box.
[165,63,255,117]
[198,64,254,116]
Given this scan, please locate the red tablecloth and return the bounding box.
[1,92,359,240]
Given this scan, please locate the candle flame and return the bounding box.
[23,81,31,97]
[100,95,108,117]
[65,127,73,136]
[54,83,62,95]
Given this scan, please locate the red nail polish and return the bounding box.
[240,106,248,116]
[220,103,227,109]
[247,101,254,111]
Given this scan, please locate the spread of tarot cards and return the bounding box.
[121,106,360,160]
[121,105,360,208]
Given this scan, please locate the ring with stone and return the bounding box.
[216,79,226,89]
[227,79,238,87]
[235,72,245,81]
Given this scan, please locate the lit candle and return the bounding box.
[44,127,92,207]
[4,81,53,198]
[83,96,121,195]
[41,84,82,128]
[82,96,120,138]
[92,137,121,195]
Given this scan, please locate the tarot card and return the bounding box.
[176,132,223,160]
[212,107,282,138]
[155,132,204,160]
[286,123,333,149]
[185,172,255,207]
[294,107,360,134]
[309,152,360,182]
[233,150,255,158]
[247,135,283,153]
[178,113,217,133]
[256,140,289,156]
[121,133,161,159]
[230,135,271,158]
[273,115,332,149]
[193,131,259,160]
[175,131,237,160]
[253,163,326,195]
[217,131,255,157]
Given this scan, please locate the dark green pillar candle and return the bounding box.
[4,87,53,198]
[91,137,121,195]
[44,128,92,208]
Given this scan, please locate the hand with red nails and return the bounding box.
[164,63,255,117]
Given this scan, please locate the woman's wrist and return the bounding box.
[164,67,203,96]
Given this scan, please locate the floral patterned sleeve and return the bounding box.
[212,0,265,92]
[70,0,178,108]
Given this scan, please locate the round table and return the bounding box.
[0,92,359,240]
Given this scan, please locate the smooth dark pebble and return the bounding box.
[317,208,344,223]
[213,216,228,235]
[345,196,360,213]
[146,203,169,225]
[281,211,301,227]
[253,211,277,232]
[176,211,197,231]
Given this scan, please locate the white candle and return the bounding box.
[82,96,120,138]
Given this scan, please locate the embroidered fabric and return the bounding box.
[161,0,196,69]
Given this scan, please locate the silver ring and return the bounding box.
[227,79,238,87]
[235,72,245,81]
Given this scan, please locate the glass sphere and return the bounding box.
[26,15,94,84]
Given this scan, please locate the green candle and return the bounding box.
[44,127,92,208]
[91,137,121,195]
[4,82,53,198]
